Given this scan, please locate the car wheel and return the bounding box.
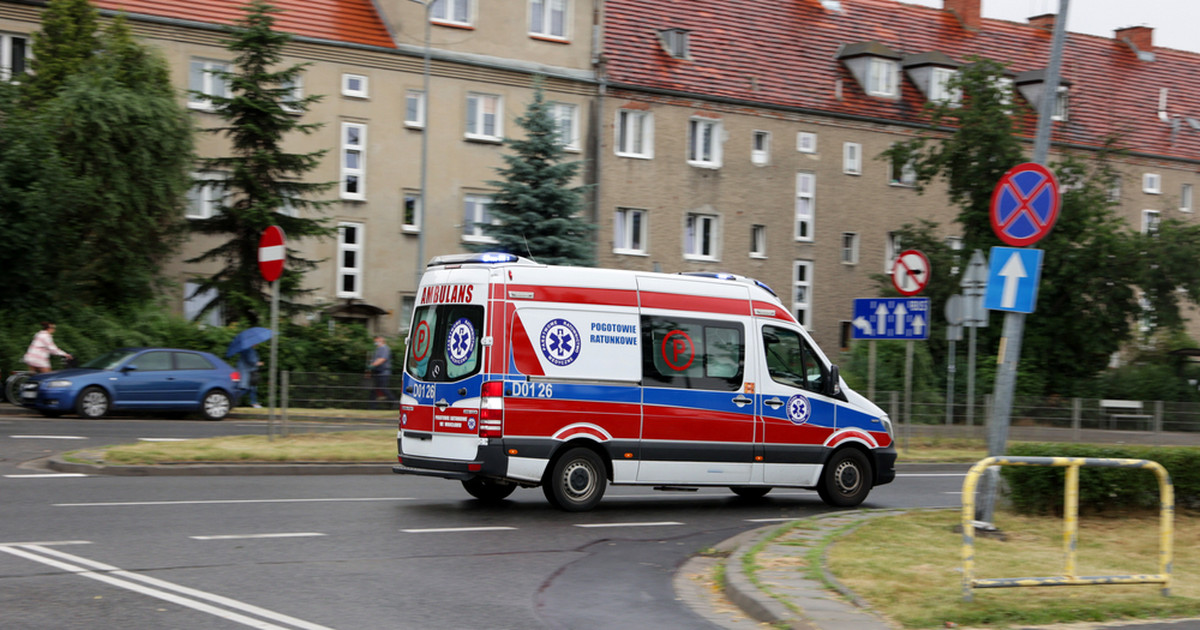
[75,387,110,419]
[201,390,231,421]
[543,447,607,512]
[817,449,872,507]
[462,478,517,503]
[730,486,772,500]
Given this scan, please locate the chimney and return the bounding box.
[1115,25,1154,52]
[1028,13,1055,31]
[944,0,981,31]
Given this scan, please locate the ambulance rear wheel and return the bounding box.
[817,448,871,507]
[544,448,606,512]
[730,486,772,499]
[462,478,517,503]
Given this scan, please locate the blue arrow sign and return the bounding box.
[984,247,1044,314]
[852,298,930,340]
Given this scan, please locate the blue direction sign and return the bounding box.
[852,298,930,340]
[984,247,1044,314]
[990,163,1060,247]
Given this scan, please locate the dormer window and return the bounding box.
[902,51,961,106]
[838,41,902,100]
[1016,69,1072,120]
[659,28,690,59]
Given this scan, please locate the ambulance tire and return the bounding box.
[817,448,872,507]
[730,486,772,500]
[543,447,607,512]
[461,477,517,503]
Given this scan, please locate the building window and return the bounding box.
[616,109,653,158]
[1051,86,1069,121]
[405,90,425,128]
[337,222,364,299]
[885,231,902,272]
[342,73,368,98]
[843,142,862,175]
[614,207,647,255]
[750,225,767,258]
[866,58,897,96]
[431,0,472,26]
[684,213,719,260]
[1143,173,1161,194]
[751,131,770,166]
[186,172,226,220]
[340,122,366,200]
[280,76,303,114]
[946,235,963,275]
[1,33,29,81]
[550,102,580,150]
[841,233,859,265]
[184,281,222,327]
[992,76,1014,109]
[687,118,722,168]
[793,261,813,329]
[466,93,502,141]
[1108,176,1122,203]
[930,67,961,105]
[530,0,567,39]
[890,146,916,186]
[797,131,817,153]
[463,194,495,242]
[658,28,690,59]
[187,58,229,110]
[795,172,815,241]
[1142,210,1161,235]
[1182,184,1193,213]
[403,190,422,232]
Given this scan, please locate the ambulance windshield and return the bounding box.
[406,304,484,382]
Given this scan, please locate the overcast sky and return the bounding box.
[899,0,1200,53]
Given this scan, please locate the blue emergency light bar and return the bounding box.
[427,252,528,267]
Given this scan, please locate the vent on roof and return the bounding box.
[1116,26,1156,62]
[658,28,691,60]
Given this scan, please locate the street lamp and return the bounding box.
[410,0,433,289]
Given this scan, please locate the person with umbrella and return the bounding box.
[228,327,271,409]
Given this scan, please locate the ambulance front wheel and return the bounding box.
[544,447,607,512]
[462,477,517,503]
[817,448,872,507]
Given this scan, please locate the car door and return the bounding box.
[112,350,176,407]
[170,351,216,407]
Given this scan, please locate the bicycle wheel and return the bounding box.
[6,372,30,406]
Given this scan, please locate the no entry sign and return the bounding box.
[891,249,930,296]
[990,163,1060,247]
[258,225,286,282]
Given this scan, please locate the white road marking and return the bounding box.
[897,473,966,477]
[744,517,797,523]
[190,533,326,541]
[0,544,334,630]
[4,473,88,478]
[401,526,517,533]
[573,521,683,528]
[138,438,189,442]
[56,497,414,507]
[0,540,91,547]
[9,435,87,440]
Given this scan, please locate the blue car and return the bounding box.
[20,348,241,420]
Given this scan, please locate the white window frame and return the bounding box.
[405,90,426,129]
[550,102,580,151]
[613,207,647,255]
[1051,85,1069,121]
[751,131,770,166]
[795,172,815,242]
[687,117,722,168]
[431,0,472,26]
[183,281,222,327]
[1108,177,1122,203]
[885,231,902,273]
[280,76,303,114]
[866,58,897,97]
[340,122,366,201]
[186,172,227,220]
[841,232,859,265]
[342,73,368,98]
[930,67,961,105]
[797,131,817,153]
[1,32,29,81]
[750,224,767,259]
[616,109,653,158]
[187,58,230,110]
[992,76,1014,109]
[337,222,364,299]
[463,194,496,243]
[529,0,568,39]
[465,92,502,141]
[843,142,862,175]
[1182,184,1194,213]
[684,212,719,261]
[890,144,917,186]
[1142,209,1161,235]
[1144,173,1162,194]
[793,260,813,329]
[403,190,422,232]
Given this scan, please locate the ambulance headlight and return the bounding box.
[878,416,894,436]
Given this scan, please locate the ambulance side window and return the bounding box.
[406,305,483,382]
[762,325,827,394]
[641,316,744,391]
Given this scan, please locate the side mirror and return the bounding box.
[826,364,842,398]
[121,364,138,373]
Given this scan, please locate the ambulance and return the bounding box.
[393,253,896,511]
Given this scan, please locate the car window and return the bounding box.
[762,325,827,394]
[135,351,173,371]
[83,349,137,370]
[174,352,215,370]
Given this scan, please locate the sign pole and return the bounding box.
[269,279,279,441]
[868,340,876,400]
[257,224,286,443]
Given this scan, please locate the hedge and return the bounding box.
[1001,442,1200,514]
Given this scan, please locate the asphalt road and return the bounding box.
[0,411,966,629]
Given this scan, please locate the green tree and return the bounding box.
[21,0,99,106]
[186,0,334,326]
[472,83,594,266]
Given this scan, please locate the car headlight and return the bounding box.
[46,380,73,388]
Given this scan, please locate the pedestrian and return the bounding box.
[23,322,72,374]
[368,335,398,409]
[237,345,264,408]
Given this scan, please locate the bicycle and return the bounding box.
[5,370,31,406]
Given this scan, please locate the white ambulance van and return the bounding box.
[394,253,896,511]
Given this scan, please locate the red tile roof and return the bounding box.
[603,0,1200,162]
[93,0,395,50]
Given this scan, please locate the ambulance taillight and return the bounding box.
[479,380,504,437]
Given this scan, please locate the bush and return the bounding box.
[1002,442,1200,514]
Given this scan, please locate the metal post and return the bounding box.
[414,0,432,286]
[946,337,957,426]
[268,279,279,442]
[868,340,876,401]
[967,323,977,427]
[281,369,290,437]
[904,340,914,452]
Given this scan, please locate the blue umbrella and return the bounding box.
[226,327,272,357]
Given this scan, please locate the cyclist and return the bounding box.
[23,321,72,374]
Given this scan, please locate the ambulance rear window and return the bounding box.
[641,315,744,391]
[406,304,484,382]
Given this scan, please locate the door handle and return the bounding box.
[435,398,449,411]
[732,395,752,407]
[764,397,785,409]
